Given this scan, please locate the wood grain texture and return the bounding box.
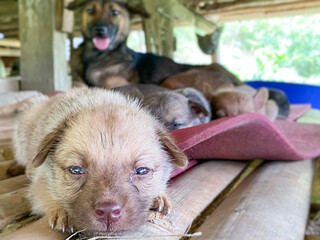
[1,161,248,239]
[196,159,313,240]
[0,160,15,180]
[0,188,31,229]
[0,175,28,195]
[0,143,13,161]
[19,0,70,93]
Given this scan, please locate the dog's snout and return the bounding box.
[94,26,108,36]
[95,202,122,224]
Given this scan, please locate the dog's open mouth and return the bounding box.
[93,37,110,51]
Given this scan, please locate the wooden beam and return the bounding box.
[0,76,20,92]
[0,39,20,48]
[55,0,74,33]
[0,175,28,195]
[196,159,313,240]
[19,0,70,94]
[205,0,320,21]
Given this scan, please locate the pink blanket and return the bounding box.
[170,104,319,179]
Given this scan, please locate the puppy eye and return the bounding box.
[87,8,95,15]
[135,167,150,175]
[173,123,184,129]
[110,9,120,16]
[69,166,84,175]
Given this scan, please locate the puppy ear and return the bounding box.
[157,129,188,169]
[125,3,150,18]
[32,125,65,168]
[189,101,209,117]
[254,88,269,111]
[67,0,88,10]
[129,88,144,100]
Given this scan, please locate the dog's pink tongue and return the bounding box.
[93,37,110,51]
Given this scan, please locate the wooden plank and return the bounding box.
[56,0,74,33]
[0,160,14,180]
[19,0,70,93]
[205,0,320,21]
[0,115,17,130]
[0,39,20,48]
[0,175,28,195]
[0,143,14,161]
[0,47,20,57]
[0,188,31,230]
[196,159,313,240]
[1,160,249,239]
[0,130,13,142]
[311,158,320,204]
[0,77,20,93]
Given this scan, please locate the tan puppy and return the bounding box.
[13,88,187,236]
[162,69,279,121]
[212,86,279,121]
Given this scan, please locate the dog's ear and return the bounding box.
[157,128,188,169]
[125,3,150,18]
[254,87,269,111]
[32,125,65,168]
[189,101,210,117]
[67,0,88,10]
[129,88,144,100]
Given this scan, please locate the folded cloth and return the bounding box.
[171,112,320,161]
[288,104,311,121]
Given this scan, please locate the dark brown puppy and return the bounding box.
[68,0,240,88]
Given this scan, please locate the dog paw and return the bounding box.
[151,194,173,215]
[47,209,71,233]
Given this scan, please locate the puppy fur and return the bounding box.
[13,88,187,236]
[113,84,211,130]
[162,69,280,121]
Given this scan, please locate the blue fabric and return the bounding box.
[246,81,320,109]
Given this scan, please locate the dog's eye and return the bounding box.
[87,8,95,15]
[173,123,184,129]
[69,166,84,175]
[135,167,150,175]
[110,9,120,16]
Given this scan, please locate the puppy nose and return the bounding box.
[95,26,107,36]
[95,202,122,223]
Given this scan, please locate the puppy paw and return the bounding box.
[47,209,71,233]
[151,194,173,215]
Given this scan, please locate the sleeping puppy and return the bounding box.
[13,88,187,236]
[162,69,286,121]
[212,86,279,121]
[113,84,211,130]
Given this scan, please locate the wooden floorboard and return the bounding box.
[196,159,314,240]
[0,160,15,180]
[1,160,249,239]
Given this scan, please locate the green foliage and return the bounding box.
[220,14,320,84]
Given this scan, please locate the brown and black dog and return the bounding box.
[67,0,290,118]
[67,0,240,89]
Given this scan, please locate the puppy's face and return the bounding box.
[33,105,186,235]
[143,92,209,131]
[68,0,149,51]
[212,91,255,118]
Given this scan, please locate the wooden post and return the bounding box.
[19,0,70,94]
